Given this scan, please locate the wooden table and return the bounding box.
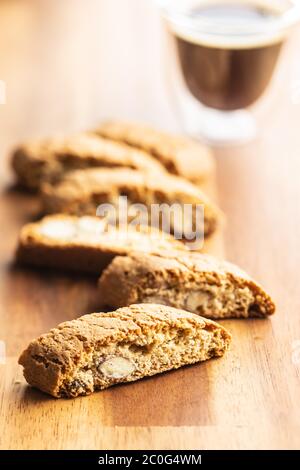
[1,0,300,450]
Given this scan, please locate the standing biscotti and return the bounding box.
[18,303,231,397]
[16,214,186,274]
[98,251,276,319]
[94,120,215,185]
[11,133,165,190]
[41,168,222,238]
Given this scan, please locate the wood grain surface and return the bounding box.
[1,0,300,450]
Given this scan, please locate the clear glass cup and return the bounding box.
[156,0,300,145]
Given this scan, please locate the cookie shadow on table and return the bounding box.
[7,261,99,284]
[97,362,213,426]
[1,183,41,223]
[20,385,54,405]
[18,361,213,426]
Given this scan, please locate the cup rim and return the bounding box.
[157,0,300,42]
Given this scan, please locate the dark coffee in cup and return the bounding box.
[172,2,286,110]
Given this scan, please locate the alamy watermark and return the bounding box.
[96,196,205,249]
[0,80,6,104]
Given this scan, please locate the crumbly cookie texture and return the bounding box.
[94,120,215,185]
[18,303,231,397]
[16,214,186,274]
[11,132,165,190]
[98,251,276,319]
[41,168,222,238]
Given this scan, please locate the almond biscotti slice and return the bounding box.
[11,133,165,190]
[94,120,215,185]
[18,303,231,397]
[41,168,222,238]
[16,214,186,274]
[98,252,276,319]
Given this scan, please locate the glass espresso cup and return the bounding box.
[157,0,300,144]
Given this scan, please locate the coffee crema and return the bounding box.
[173,2,286,110]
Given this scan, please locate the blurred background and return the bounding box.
[1,0,300,164]
[0,0,178,164]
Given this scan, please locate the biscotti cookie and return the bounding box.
[98,251,276,319]
[41,168,222,239]
[94,120,215,185]
[16,214,186,274]
[19,303,231,397]
[11,133,165,190]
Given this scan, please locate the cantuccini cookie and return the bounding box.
[98,251,276,319]
[19,303,231,397]
[41,168,222,238]
[94,120,215,185]
[16,215,186,274]
[11,133,165,190]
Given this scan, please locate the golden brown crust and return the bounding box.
[94,120,215,184]
[18,304,231,397]
[40,168,223,238]
[16,214,186,274]
[11,133,165,190]
[98,251,276,319]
